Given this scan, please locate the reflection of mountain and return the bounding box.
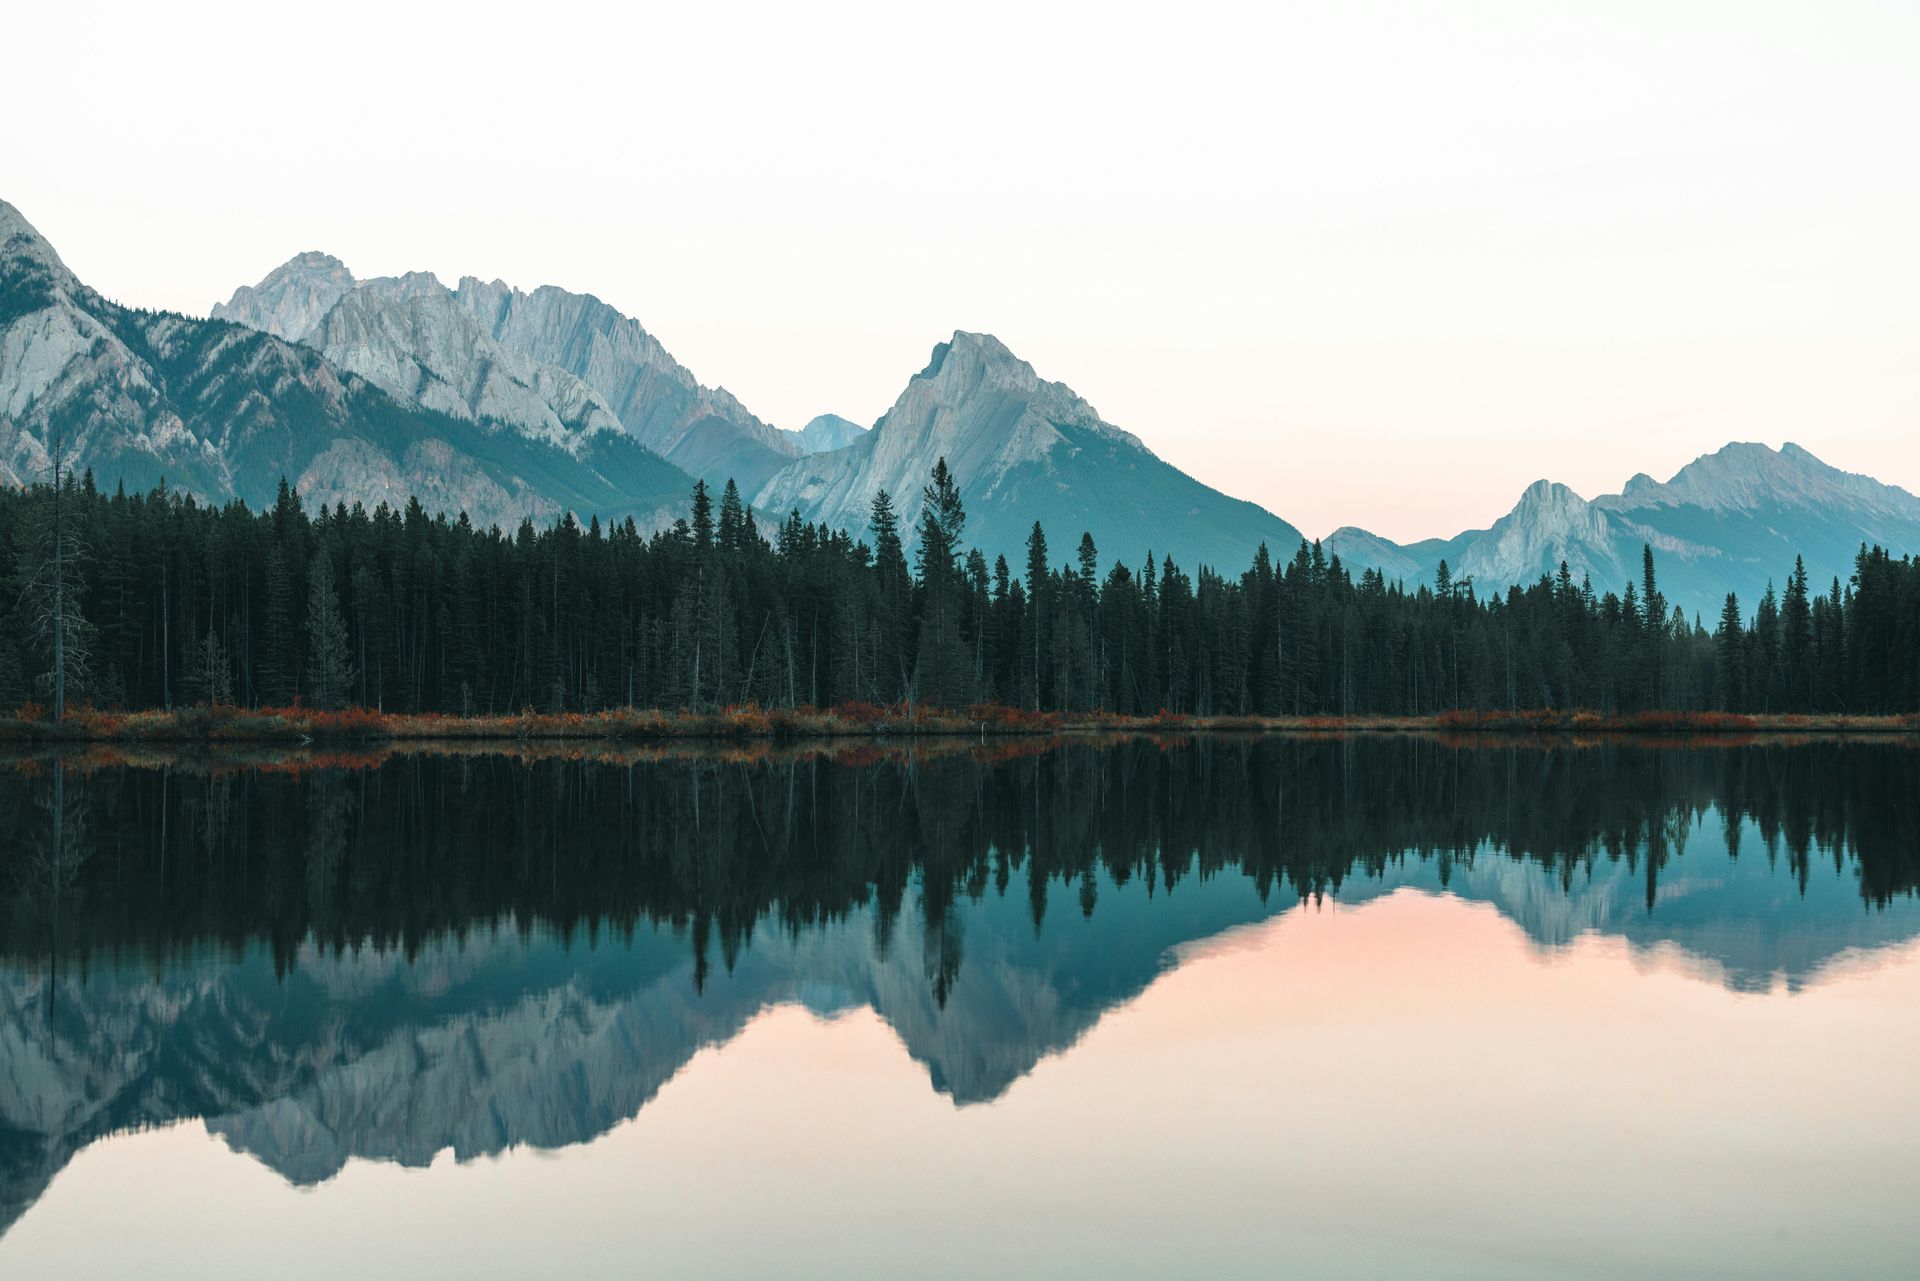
[1375,814,1920,991]
[1,739,1918,1232]
[0,864,1279,1228]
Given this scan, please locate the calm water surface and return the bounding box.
[1,737,1917,1279]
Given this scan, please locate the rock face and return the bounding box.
[210,250,355,341]
[305,277,625,449]
[1460,479,1627,590]
[452,276,802,494]
[791,412,867,454]
[1328,443,1920,618]
[217,255,804,494]
[216,260,633,452]
[1,200,691,529]
[755,332,1305,571]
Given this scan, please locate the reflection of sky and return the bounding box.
[10,886,1920,1281]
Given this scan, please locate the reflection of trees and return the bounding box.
[15,764,87,908]
[305,769,353,945]
[2,739,1918,995]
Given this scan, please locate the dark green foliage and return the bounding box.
[306,546,353,709]
[1,472,1916,716]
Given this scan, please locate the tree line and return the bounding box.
[2,461,1917,717]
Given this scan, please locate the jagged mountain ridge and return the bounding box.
[27,201,1920,589]
[210,250,355,342]
[754,331,1306,572]
[216,248,1310,572]
[217,255,808,494]
[1327,443,1920,618]
[303,274,626,449]
[0,200,691,528]
[454,275,806,494]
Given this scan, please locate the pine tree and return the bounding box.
[1025,521,1049,710]
[869,489,910,701]
[717,479,745,552]
[690,479,714,553]
[1781,555,1812,711]
[914,458,970,705]
[306,547,354,710]
[1714,593,1744,710]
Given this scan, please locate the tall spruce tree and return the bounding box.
[306,547,354,710]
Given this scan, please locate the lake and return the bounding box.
[1,735,1917,1279]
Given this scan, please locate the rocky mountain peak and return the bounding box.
[303,276,625,448]
[0,200,70,279]
[752,329,1296,572]
[1457,477,1619,589]
[1610,441,1920,519]
[918,330,1042,395]
[0,201,85,341]
[212,251,357,341]
[1514,478,1589,517]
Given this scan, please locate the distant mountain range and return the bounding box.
[211,251,854,495]
[5,197,1918,605]
[755,330,1305,570]
[0,202,690,530]
[1327,444,1920,618]
[209,255,1303,570]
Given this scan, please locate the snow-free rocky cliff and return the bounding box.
[216,251,1310,570]
[216,256,807,495]
[754,331,1306,572]
[0,200,690,528]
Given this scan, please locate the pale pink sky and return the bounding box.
[6,1,1916,541]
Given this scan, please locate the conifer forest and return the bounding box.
[2,459,1916,719]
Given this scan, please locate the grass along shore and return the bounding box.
[1,702,1915,744]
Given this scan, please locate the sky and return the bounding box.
[6,0,1917,541]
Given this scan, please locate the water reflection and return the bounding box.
[1,736,1917,1240]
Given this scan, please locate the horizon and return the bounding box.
[7,195,1907,548]
[10,7,1920,1277]
[7,1,1915,544]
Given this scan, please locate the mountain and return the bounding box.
[218,255,804,495]
[209,250,355,341]
[300,274,625,449]
[754,332,1305,571]
[453,277,803,493]
[792,412,867,454]
[1328,443,1920,618]
[0,200,691,527]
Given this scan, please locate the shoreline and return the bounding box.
[2,705,1915,746]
